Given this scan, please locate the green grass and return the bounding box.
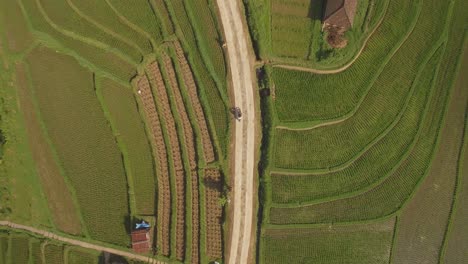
[9,234,30,264]
[67,248,99,264]
[273,0,451,170]
[67,0,153,55]
[25,46,130,246]
[270,46,443,204]
[0,0,34,53]
[272,0,421,122]
[98,77,157,216]
[21,0,137,82]
[261,219,395,264]
[43,244,63,264]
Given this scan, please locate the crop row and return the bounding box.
[99,77,156,216]
[161,54,200,263]
[272,0,422,122]
[136,76,171,256]
[22,0,136,82]
[105,0,163,46]
[165,0,228,157]
[38,0,141,62]
[270,46,443,204]
[162,54,197,170]
[150,0,175,36]
[146,61,186,261]
[274,0,450,170]
[68,0,153,55]
[26,46,130,245]
[15,63,82,234]
[174,41,216,163]
[261,219,395,264]
[269,47,451,225]
[184,0,227,84]
[191,170,200,264]
[204,169,223,259]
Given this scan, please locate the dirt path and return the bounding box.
[0,221,165,264]
[216,0,256,263]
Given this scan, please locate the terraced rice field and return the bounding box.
[259,0,468,262]
[0,0,229,261]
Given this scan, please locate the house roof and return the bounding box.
[323,0,358,29]
[131,229,151,253]
[131,229,150,243]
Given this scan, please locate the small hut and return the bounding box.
[131,229,151,253]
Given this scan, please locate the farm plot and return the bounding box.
[15,62,83,235]
[135,75,171,256]
[394,10,468,262]
[21,0,137,81]
[442,44,468,264]
[30,239,43,264]
[270,0,322,59]
[273,0,451,170]
[392,92,466,263]
[161,54,200,262]
[174,42,216,163]
[67,0,153,55]
[261,218,395,264]
[106,0,164,45]
[0,0,34,52]
[98,77,156,216]
[0,234,7,264]
[184,0,227,85]
[167,0,230,156]
[37,0,142,62]
[150,0,175,36]
[203,169,223,260]
[269,48,453,224]
[272,0,422,122]
[146,61,186,261]
[9,234,29,264]
[67,248,100,264]
[26,46,130,246]
[270,46,443,204]
[44,244,64,264]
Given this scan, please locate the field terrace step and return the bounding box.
[135,75,171,257]
[173,41,216,163]
[146,61,186,261]
[204,169,223,259]
[162,53,200,264]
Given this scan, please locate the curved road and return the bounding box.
[0,221,165,264]
[216,0,256,264]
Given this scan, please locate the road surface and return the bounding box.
[216,0,256,263]
[0,221,165,264]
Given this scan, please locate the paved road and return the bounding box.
[216,0,256,263]
[0,221,165,264]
